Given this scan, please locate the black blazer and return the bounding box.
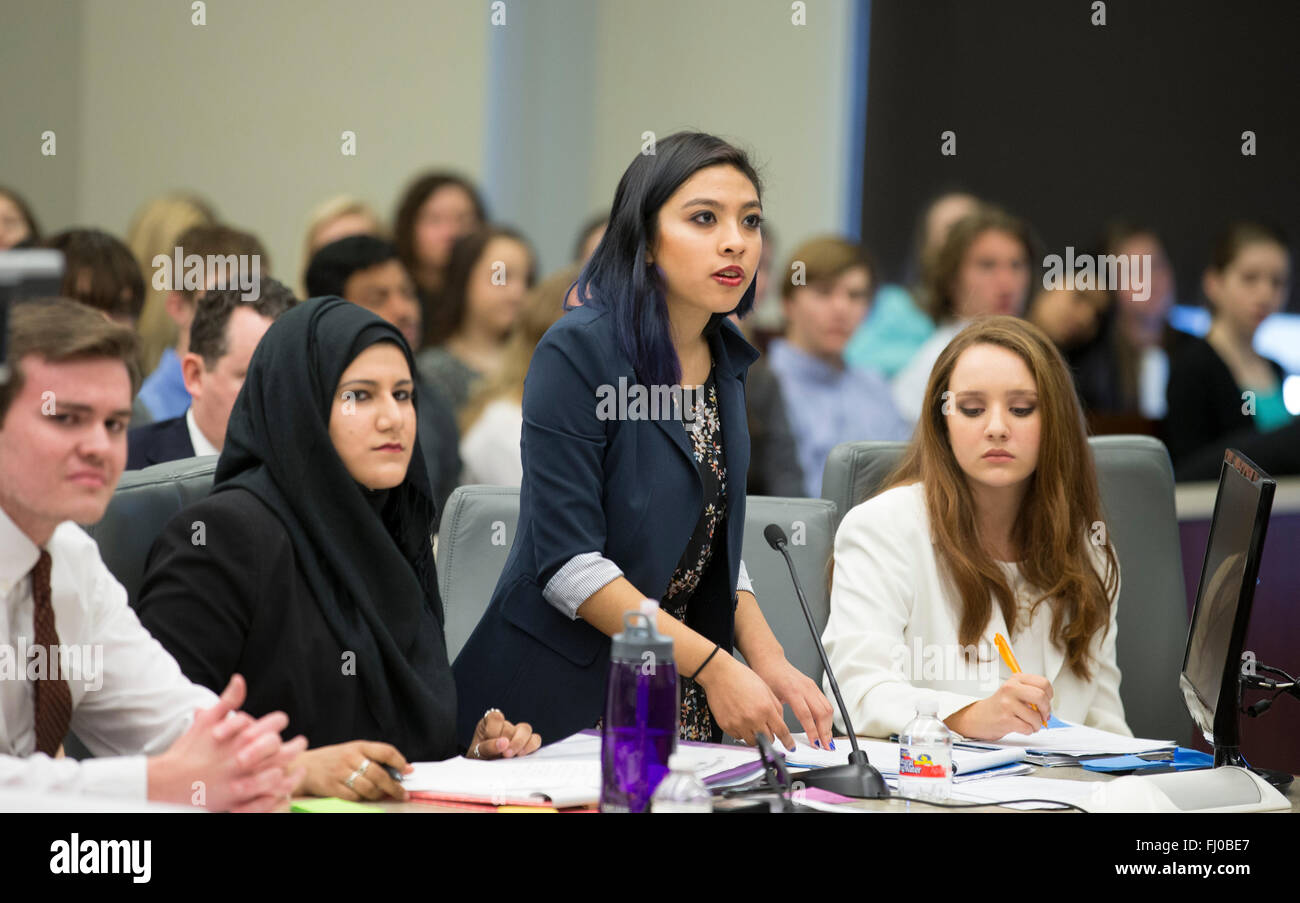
[126,414,196,470]
[135,487,458,758]
[452,305,760,744]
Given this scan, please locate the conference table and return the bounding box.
[345,751,1300,813]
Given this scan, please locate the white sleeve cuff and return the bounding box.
[543,552,625,620]
[737,559,753,595]
[78,755,150,799]
[0,752,147,799]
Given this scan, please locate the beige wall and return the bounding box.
[2,0,83,233]
[6,0,858,302]
[589,0,856,273]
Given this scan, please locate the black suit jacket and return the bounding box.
[126,415,196,470]
[135,487,458,759]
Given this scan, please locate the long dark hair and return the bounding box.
[575,131,762,387]
[425,226,537,347]
[392,171,488,274]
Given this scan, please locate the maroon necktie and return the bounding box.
[30,550,72,756]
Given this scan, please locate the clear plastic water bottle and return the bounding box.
[651,754,712,813]
[898,706,953,801]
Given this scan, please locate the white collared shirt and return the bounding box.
[185,407,221,457]
[0,504,217,798]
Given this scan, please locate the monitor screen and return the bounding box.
[1180,450,1275,747]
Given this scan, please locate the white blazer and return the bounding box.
[822,483,1130,739]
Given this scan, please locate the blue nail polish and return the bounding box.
[812,739,820,749]
[830,740,837,750]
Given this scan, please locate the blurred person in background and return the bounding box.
[136,224,269,422]
[126,193,218,375]
[891,204,1037,424]
[1166,221,1300,479]
[1072,221,1186,424]
[0,186,42,249]
[299,195,386,299]
[393,171,487,348]
[767,235,910,496]
[844,190,981,378]
[42,228,150,426]
[572,212,607,265]
[415,226,536,414]
[458,264,577,485]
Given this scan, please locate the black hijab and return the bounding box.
[213,296,457,760]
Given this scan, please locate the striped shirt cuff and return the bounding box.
[543,552,625,620]
[737,559,753,595]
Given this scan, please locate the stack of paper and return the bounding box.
[402,731,766,807]
[987,715,1175,766]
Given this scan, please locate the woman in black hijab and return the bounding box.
[136,297,539,802]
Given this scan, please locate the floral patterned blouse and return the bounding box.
[661,367,728,742]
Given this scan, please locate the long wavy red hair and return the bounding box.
[880,316,1118,680]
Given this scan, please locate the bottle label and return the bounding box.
[899,748,949,779]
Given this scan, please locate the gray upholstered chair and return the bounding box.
[71,455,219,758]
[818,435,1192,743]
[436,485,521,661]
[83,456,220,606]
[738,496,839,731]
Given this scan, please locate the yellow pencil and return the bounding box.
[994,632,1048,728]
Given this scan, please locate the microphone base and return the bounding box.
[794,762,891,800]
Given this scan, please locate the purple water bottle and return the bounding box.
[600,600,678,813]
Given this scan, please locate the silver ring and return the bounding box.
[344,757,371,790]
[472,742,482,759]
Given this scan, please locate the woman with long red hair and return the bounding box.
[823,316,1129,741]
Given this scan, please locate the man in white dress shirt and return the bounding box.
[0,298,306,809]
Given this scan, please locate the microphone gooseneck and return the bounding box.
[764,523,889,799]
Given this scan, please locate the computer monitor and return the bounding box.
[1179,449,1276,767]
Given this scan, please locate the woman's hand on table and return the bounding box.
[945,673,1054,740]
[468,708,542,759]
[294,740,411,802]
[747,652,836,752]
[696,651,797,749]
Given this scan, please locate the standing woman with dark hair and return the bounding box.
[1165,222,1299,479]
[392,171,488,346]
[453,132,835,749]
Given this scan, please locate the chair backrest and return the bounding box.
[739,496,839,731]
[436,485,521,661]
[819,435,1192,742]
[83,456,220,605]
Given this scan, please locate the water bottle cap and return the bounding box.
[610,601,675,663]
[666,753,694,771]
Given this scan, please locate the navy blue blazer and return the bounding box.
[452,305,760,744]
[127,414,196,470]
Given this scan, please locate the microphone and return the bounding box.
[763,523,889,799]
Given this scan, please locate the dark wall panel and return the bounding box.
[860,0,1300,310]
